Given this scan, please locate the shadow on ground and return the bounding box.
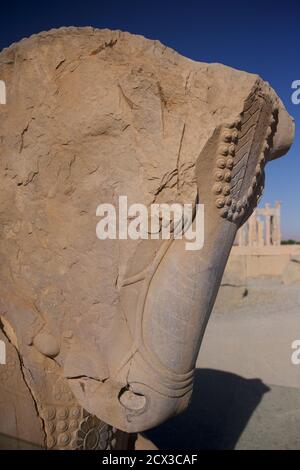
[145,368,270,450]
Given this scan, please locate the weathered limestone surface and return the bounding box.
[0,329,44,448]
[225,246,300,282]
[0,27,294,444]
[214,255,247,308]
[282,255,300,284]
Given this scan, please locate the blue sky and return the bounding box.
[1,0,299,239]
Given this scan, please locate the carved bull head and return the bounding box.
[0,28,294,447]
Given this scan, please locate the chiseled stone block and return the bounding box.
[0,28,294,445]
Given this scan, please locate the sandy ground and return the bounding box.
[146,279,300,450]
[198,278,300,389]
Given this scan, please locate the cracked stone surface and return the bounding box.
[0,328,45,447]
[0,27,294,441]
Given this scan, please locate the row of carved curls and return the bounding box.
[212,108,278,223]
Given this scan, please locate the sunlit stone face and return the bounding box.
[0,27,294,440]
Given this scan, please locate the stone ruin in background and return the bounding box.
[236,202,281,247]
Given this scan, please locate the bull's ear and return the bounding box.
[196,83,282,229]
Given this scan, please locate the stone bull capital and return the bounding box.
[0,28,294,447]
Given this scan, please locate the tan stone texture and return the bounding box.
[0,27,294,440]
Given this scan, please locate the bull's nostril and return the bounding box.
[118,388,146,411]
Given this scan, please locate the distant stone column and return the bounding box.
[258,219,264,246]
[274,201,281,245]
[237,225,247,246]
[248,211,257,246]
